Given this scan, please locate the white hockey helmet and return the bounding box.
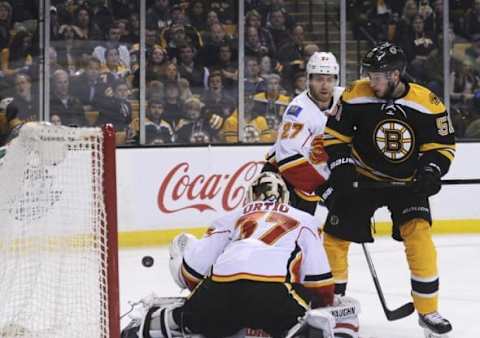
[306,52,339,86]
[246,172,290,204]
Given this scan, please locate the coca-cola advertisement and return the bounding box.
[117,146,270,232]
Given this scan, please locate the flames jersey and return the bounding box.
[266,87,344,194]
[181,201,334,305]
[324,79,455,181]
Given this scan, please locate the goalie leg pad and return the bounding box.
[285,308,335,338]
[327,296,361,338]
[139,305,182,338]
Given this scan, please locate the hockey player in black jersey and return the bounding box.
[322,42,454,337]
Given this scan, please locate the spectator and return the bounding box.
[292,72,307,97]
[259,55,278,78]
[93,22,131,69]
[160,60,180,83]
[394,0,417,49]
[253,73,290,134]
[48,46,63,76]
[112,0,138,20]
[178,77,193,101]
[50,69,84,126]
[0,1,12,51]
[103,47,129,79]
[417,0,435,34]
[267,6,291,51]
[1,30,35,78]
[147,0,171,29]
[73,6,102,41]
[50,113,62,126]
[71,56,114,112]
[201,71,235,120]
[101,79,132,134]
[465,0,480,38]
[177,44,209,95]
[55,24,87,74]
[246,9,276,56]
[146,80,164,102]
[212,43,238,94]
[176,97,216,144]
[128,13,141,44]
[407,15,438,80]
[245,26,272,58]
[466,33,480,67]
[163,80,185,129]
[208,0,236,24]
[145,99,174,145]
[146,46,169,82]
[206,10,221,29]
[8,73,37,127]
[245,56,266,97]
[277,24,305,64]
[198,22,234,67]
[187,0,208,32]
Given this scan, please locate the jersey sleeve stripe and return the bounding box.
[182,259,204,280]
[278,157,308,173]
[323,139,345,147]
[303,279,335,288]
[304,272,333,282]
[419,143,456,152]
[324,127,352,144]
[437,149,455,161]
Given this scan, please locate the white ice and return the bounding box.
[119,234,480,338]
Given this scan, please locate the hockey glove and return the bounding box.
[413,164,442,197]
[328,157,356,194]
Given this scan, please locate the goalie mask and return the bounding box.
[246,172,290,204]
[306,52,339,87]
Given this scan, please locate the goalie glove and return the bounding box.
[169,233,198,289]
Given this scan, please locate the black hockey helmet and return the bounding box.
[361,42,406,75]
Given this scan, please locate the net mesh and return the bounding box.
[0,123,110,338]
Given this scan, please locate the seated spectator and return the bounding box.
[100,79,132,135]
[50,113,62,126]
[394,0,417,49]
[177,44,209,95]
[417,0,435,35]
[465,0,480,39]
[277,24,305,65]
[93,22,131,70]
[163,80,185,129]
[50,69,84,126]
[267,6,292,51]
[245,56,266,97]
[112,0,138,21]
[451,59,480,108]
[0,1,12,51]
[1,30,35,78]
[117,19,134,45]
[264,0,296,29]
[292,72,306,97]
[176,97,217,144]
[407,15,438,80]
[55,24,87,75]
[146,80,164,102]
[49,47,63,75]
[253,73,290,135]
[259,55,279,79]
[9,73,37,124]
[160,61,180,83]
[73,6,102,42]
[212,43,238,95]
[144,99,175,145]
[208,1,236,25]
[466,34,480,67]
[187,0,208,32]
[198,22,234,67]
[201,71,235,120]
[246,9,276,56]
[71,56,114,112]
[146,46,168,83]
[245,26,272,58]
[103,47,129,79]
[146,0,171,30]
[178,78,193,101]
[220,96,275,143]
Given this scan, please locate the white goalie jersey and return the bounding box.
[266,87,344,195]
[177,201,334,306]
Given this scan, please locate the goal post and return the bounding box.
[0,122,120,338]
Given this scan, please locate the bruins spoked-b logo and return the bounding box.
[374,119,414,162]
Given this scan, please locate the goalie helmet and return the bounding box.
[306,52,339,87]
[246,172,290,204]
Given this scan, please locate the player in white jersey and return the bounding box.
[136,172,360,338]
[263,52,344,215]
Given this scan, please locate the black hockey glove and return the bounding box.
[328,156,356,194]
[413,164,442,197]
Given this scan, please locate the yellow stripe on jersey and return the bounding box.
[419,143,456,152]
[284,283,309,310]
[437,149,455,161]
[341,79,376,103]
[278,157,308,173]
[324,127,353,144]
[211,273,286,283]
[323,138,345,147]
[352,147,414,181]
[399,83,446,115]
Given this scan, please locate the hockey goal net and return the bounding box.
[0,123,119,338]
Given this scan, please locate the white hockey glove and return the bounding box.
[169,233,198,289]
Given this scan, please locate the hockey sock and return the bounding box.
[323,232,350,295]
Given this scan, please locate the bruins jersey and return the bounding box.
[324,79,455,181]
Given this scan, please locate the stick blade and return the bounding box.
[386,302,415,321]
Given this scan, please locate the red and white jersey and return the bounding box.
[266,87,344,194]
[181,201,334,306]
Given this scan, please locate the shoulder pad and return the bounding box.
[397,83,445,115]
[341,79,378,104]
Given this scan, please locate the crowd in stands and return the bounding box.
[349,0,480,138]
[0,0,479,146]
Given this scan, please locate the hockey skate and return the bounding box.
[418,312,452,338]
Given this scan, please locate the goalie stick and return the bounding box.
[362,243,415,321]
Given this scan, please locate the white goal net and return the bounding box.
[0,123,119,338]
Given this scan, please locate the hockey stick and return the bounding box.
[353,178,480,189]
[361,243,415,321]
